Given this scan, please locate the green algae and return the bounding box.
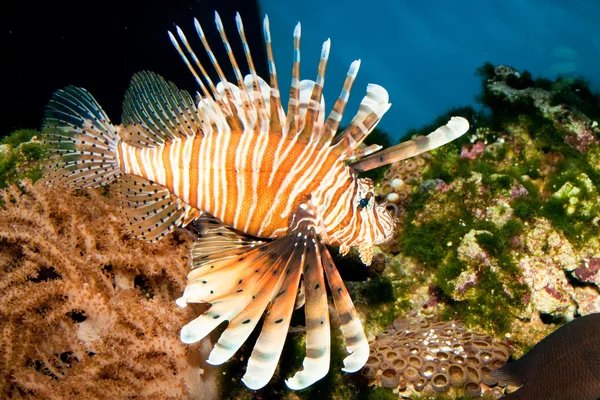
[357,386,396,400]
[0,129,45,189]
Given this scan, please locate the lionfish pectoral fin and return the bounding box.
[115,174,199,243]
[176,210,316,390]
[294,280,305,310]
[177,235,293,347]
[189,215,267,267]
[349,116,470,172]
[242,244,304,390]
[321,248,369,373]
[285,226,332,390]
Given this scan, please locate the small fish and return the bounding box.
[41,12,469,390]
[491,313,600,400]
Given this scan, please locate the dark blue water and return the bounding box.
[261,0,600,140]
[3,0,599,141]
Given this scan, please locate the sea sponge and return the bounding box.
[0,182,216,399]
[360,318,511,397]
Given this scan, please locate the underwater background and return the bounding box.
[2,0,600,399]
[3,0,600,139]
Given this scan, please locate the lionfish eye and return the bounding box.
[358,192,373,209]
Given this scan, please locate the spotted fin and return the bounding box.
[321,246,369,373]
[349,116,470,171]
[121,71,206,147]
[190,215,265,267]
[177,204,368,390]
[41,86,121,189]
[116,174,199,242]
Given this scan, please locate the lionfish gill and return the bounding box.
[41,12,469,390]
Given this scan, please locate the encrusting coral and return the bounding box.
[360,318,510,398]
[0,182,217,399]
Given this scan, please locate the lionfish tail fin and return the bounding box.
[349,116,470,172]
[41,86,121,189]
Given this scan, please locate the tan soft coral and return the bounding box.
[0,182,217,400]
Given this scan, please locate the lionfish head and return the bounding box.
[353,178,395,265]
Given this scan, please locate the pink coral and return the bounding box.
[460,141,486,160]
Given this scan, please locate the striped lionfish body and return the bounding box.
[42,12,469,390]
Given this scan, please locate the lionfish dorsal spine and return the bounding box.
[235,13,271,132]
[262,15,285,135]
[319,59,361,147]
[296,38,330,144]
[331,83,391,158]
[284,22,302,138]
[169,27,217,103]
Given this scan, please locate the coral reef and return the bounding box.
[0,182,216,399]
[368,63,600,370]
[377,155,429,224]
[360,318,510,398]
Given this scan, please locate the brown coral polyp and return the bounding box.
[465,381,482,397]
[420,361,437,379]
[431,372,450,392]
[380,368,400,388]
[448,364,467,387]
[403,366,419,382]
[392,357,407,372]
[480,366,498,386]
[362,318,511,396]
[407,354,423,369]
[361,365,377,380]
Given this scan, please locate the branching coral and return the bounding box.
[0,182,216,399]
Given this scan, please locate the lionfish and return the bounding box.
[41,12,469,390]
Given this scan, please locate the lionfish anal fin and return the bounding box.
[176,203,369,390]
[116,174,200,242]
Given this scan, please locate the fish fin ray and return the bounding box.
[286,216,331,390]
[321,246,369,372]
[190,215,266,268]
[350,116,470,172]
[320,60,361,146]
[41,86,120,189]
[242,245,304,390]
[297,39,330,143]
[294,280,305,310]
[262,15,285,135]
[284,23,302,137]
[331,83,391,156]
[116,174,193,242]
[121,71,203,146]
